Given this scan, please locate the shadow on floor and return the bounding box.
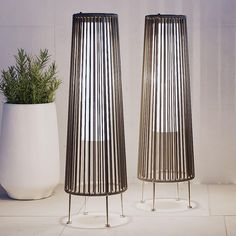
[0,185,9,200]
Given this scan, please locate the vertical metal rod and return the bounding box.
[67,194,72,224]
[120,193,125,217]
[105,195,110,227]
[83,196,88,215]
[187,181,192,208]
[151,182,156,211]
[141,181,145,203]
[176,182,180,201]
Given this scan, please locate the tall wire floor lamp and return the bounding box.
[65,13,128,227]
[138,14,195,211]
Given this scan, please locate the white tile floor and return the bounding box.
[0,183,236,236]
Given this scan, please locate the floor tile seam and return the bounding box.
[59,225,67,236]
[223,216,229,236]
[0,215,67,218]
[121,215,227,219]
[1,214,236,218]
[0,215,230,219]
[207,184,211,216]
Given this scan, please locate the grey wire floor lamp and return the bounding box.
[137,14,195,211]
[65,13,127,227]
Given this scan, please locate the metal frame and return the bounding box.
[138,14,195,209]
[66,193,125,226]
[140,181,192,210]
[65,13,127,227]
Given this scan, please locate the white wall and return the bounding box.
[0,0,236,187]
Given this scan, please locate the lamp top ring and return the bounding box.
[73,13,118,18]
[146,14,186,20]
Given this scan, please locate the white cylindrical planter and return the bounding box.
[0,102,60,200]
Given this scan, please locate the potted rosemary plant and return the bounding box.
[0,49,61,200]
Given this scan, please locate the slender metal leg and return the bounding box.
[151,182,156,211]
[120,193,125,217]
[67,194,72,224]
[187,181,192,209]
[83,196,88,215]
[141,181,145,203]
[176,183,180,201]
[105,195,110,227]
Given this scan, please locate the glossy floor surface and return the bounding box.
[0,183,236,236]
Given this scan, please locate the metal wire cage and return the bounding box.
[64,13,127,226]
[137,15,195,188]
[65,12,127,196]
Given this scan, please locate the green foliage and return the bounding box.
[0,49,61,104]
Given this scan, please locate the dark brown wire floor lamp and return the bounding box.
[65,13,127,227]
[137,14,195,211]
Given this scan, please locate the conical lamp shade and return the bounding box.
[138,14,195,183]
[65,13,127,196]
